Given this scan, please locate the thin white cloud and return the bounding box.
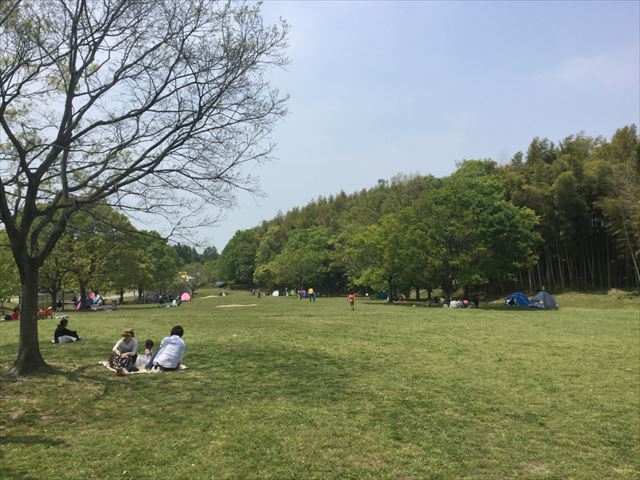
[536,50,639,87]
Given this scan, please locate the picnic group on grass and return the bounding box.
[109,325,186,375]
[51,319,186,375]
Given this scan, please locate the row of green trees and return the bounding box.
[0,204,214,310]
[215,126,639,297]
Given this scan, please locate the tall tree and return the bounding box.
[201,246,219,262]
[345,214,415,302]
[217,228,260,286]
[173,244,201,265]
[0,0,289,374]
[595,126,640,287]
[132,231,182,299]
[60,204,134,308]
[266,227,337,291]
[415,161,539,300]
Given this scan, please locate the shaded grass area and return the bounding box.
[1,291,639,479]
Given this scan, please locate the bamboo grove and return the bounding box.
[216,126,639,297]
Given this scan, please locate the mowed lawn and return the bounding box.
[0,291,638,480]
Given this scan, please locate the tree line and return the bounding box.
[214,125,639,298]
[0,204,218,310]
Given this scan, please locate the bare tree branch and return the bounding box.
[0,0,289,374]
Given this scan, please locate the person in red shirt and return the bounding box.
[347,293,356,311]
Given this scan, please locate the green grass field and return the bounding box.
[1,291,639,479]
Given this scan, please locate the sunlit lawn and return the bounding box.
[1,290,638,479]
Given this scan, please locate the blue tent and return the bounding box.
[505,292,529,307]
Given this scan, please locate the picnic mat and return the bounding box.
[99,361,188,374]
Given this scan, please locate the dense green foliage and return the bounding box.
[0,230,19,310]
[218,126,639,295]
[26,204,182,306]
[173,244,219,265]
[1,292,638,479]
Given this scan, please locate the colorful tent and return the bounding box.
[180,292,191,302]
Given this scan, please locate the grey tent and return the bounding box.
[529,291,558,309]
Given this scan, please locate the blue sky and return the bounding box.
[200,0,640,252]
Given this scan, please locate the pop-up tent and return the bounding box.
[505,292,529,307]
[529,291,558,309]
[180,292,191,302]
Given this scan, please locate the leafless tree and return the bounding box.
[0,0,289,374]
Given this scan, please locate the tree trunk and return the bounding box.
[10,262,53,375]
[119,289,125,304]
[386,277,394,304]
[79,282,88,310]
[442,277,453,304]
[556,241,565,291]
[621,221,640,288]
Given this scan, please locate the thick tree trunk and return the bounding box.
[79,283,88,310]
[605,237,611,288]
[10,262,53,375]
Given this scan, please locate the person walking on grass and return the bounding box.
[348,292,356,311]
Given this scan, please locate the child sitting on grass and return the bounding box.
[135,339,154,369]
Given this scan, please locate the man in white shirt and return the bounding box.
[147,325,186,371]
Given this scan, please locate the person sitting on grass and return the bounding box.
[53,318,82,343]
[146,325,185,371]
[110,328,138,373]
[135,339,155,369]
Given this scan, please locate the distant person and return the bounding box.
[110,328,138,373]
[167,298,179,308]
[11,306,20,320]
[147,325,186,371]
[348,293,356,311]
[308,287,315,302]
[54,318,81,343]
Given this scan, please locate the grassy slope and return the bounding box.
[0,291,638,480]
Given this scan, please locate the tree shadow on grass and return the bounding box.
[189,343,358,402]
[0,465,41,480]
[0,435,65,447]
